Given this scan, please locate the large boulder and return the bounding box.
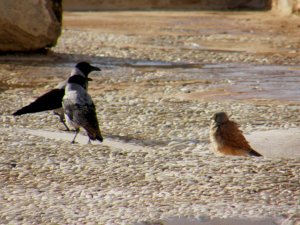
[0,0,62,52]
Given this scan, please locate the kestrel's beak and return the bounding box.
[88,77,93,81]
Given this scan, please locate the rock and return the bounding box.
[0,0,62,52]
[272,0,300,14]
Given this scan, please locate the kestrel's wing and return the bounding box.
[219,121,253,150]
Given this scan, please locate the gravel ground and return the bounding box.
[0,11,300,224]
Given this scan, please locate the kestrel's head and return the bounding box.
[212,112,229,125]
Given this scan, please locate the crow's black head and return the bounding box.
[75,62,101,76]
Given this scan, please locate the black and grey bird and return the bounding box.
[13,62,101,130]
[63,74,103,144]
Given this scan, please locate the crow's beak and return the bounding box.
[91,66,101,71]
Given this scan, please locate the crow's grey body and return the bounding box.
[63,75,103,143]
[51,67,90,130]
[13,62,100,131]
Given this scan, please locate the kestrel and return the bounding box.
[210,112,262,157]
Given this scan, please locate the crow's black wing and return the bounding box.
[74,103,102,141]
[13,88,65,116]
[74,103,99,130]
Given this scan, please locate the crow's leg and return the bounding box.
[87,138,91,144]
[71,129,80,144]
[54,111,70,131]
[60,117,70,131]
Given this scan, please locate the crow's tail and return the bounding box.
[96,134,103,142]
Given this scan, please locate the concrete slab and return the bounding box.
[18,127,300,159]
[135,216,288,225]
[246,128,300,158]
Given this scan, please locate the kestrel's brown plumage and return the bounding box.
[209,112,262,157]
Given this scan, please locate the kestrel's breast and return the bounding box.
[210,121,252,156]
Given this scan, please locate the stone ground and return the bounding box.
[0,11,299,224]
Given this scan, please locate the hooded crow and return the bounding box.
[210,112,262,157]
[13,62,101,130]
[63,74,103,144]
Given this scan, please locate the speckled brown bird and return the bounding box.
[209,112,262,157]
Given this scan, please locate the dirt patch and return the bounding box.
[63,11,300,57]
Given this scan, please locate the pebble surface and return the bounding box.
[0,11,300,225]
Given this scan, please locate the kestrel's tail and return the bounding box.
[248,148,262,157]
